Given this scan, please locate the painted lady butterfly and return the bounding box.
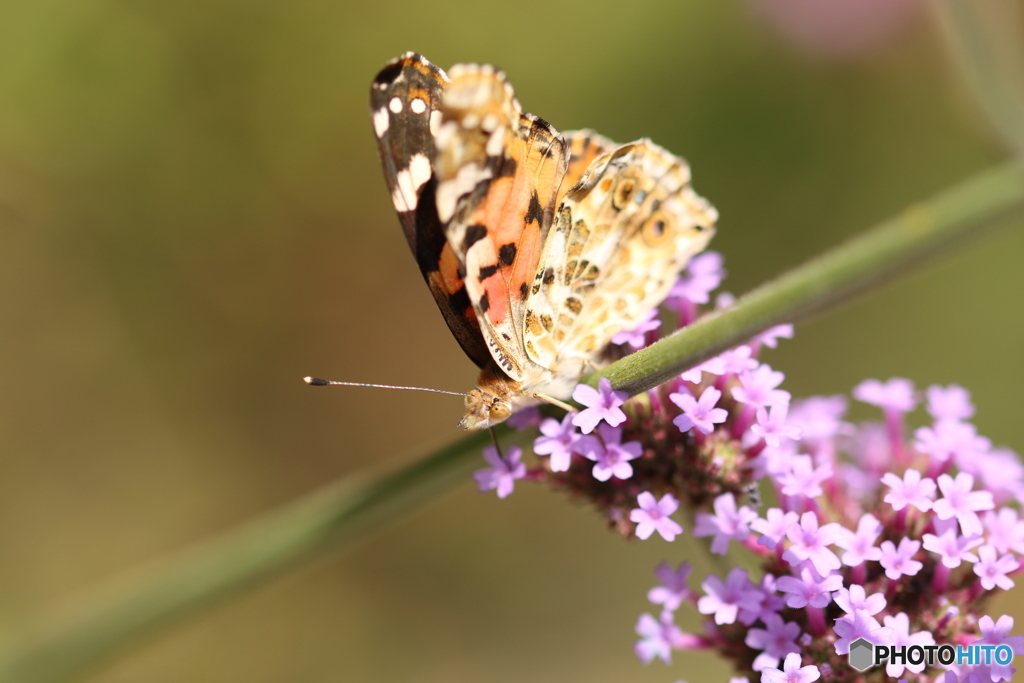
[370,52,717,429]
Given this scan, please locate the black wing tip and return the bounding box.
[373,52,431,86]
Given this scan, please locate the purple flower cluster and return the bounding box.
[471,253,1024,682]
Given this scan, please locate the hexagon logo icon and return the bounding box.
[849,637,875,671]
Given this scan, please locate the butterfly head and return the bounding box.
[458,370,520,430]
[459,387,512,430]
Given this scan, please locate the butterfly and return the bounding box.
[370,52,717,429]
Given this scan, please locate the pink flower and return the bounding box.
[853,377,917,412]
[630,492,684,541]
[693,493,758,555]
[670,385,729,434]
[760,653,821,683]
[571,378,628,434]
[472,446,526,499]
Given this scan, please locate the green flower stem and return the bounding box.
[1,161,1023,683]
[592,160,1024,397]
[0,428,511,683]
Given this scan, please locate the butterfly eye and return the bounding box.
[489,401,511,423]
[641,210,674,246]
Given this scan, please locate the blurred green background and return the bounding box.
[1,0,1023,681]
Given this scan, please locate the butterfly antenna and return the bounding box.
[303,377,470,398]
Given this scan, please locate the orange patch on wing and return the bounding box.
[438,243,464,292]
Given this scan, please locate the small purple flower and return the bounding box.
[748,442,799,480]
[782,512,844,577]
[745,613,801,671]
[984,508,1024,555]
[922,518,982,568]
[631,492,684,541]
[878,538,923,580]
[976,447,1024,505]
[847,422,893,471]
[881,469,936,512]
[914,420,989,464]
[533,414,581,472]
[852,377,917,412]
[634,611,683,664]
[752,573,788,623]
[776,454,834,499]
[577,423,643,481]
[932,472,994,537]
[752,508,800,550]
[698,568,764,625]
[648,561,692,611]
[670,385,729,435]
[753,324,795,349]
[760,653,820,683]
[787,395,850,443]
[693,493,758,555]
[776,567,843,609]
[926,383,975,422]
[834,513,883,567]
[571,377,628,434]
[974,615,1024,683]
[611,308,662,349]
[506,406,541,430]
[733,365,790,409]
[833,609,894,654]
[669,251,724,305]
[751,402,802,448]
[973,545,1017,591]
[681,353,728,383]
[473,445,526,499]
[718,345,759,375]
[882,612,935,677]
[833,584,886,616]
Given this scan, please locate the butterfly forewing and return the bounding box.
[370,53,494,370]
[433,65,569,380]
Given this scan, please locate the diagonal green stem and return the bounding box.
[1,160,1023,683]
[592,160,1024,396]
[0,429,506,683]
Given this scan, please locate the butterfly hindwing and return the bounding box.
[370,53,493,370]
[558,129,616,201]
[524,138,717,370]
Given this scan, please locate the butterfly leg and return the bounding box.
[488,426,504,458]
[532,393,578,413]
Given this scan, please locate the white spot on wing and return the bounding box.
[485,127,505,156]
[391,153,432,213]
[408,153,431,191]
[436,163,491,222]
[389,97,403,114]
[410,98,426,114]
[435,119,457,150]
[430,109,442,136]
[373,108,389,137]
